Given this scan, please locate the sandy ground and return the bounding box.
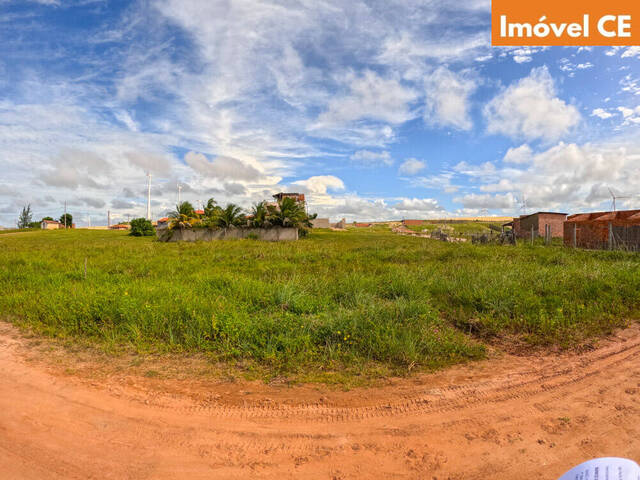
[2,324,640,479]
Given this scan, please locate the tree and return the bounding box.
[249,201,270,228]
[168,201,200,229]
[59,213,72,228]
[204,198,222,218]
[28,221,41,229]
[267,197,307,227]
[129,218,155,237]
[42,216,53,221]
[17,205,33,229]
[215,203,245,228]
[266,197,316,236]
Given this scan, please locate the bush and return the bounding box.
[129,218,155,237]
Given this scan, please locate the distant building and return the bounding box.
[194,209,205,215]
[332,218,347,229]
[272,192,305,204]
[510,212,567,239]
[156,217,169,228]
[311,218,330,228]
[402,220,424,227]
[109,224,130,230]
[41,219,62,230]
[564,209,640,250]
[354,222,372,228]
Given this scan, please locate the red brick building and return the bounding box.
[564,209,640,250]
[511,212,567,239]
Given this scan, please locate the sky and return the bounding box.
[1,0,639,226]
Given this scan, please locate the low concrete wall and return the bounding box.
[157,226,298,242]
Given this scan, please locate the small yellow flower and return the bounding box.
[124,292,128,296]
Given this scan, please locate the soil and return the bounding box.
[2,322,640,479]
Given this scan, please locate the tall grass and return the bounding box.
[1,229,639,380]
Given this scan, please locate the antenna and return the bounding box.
[516,193,528,215]
[146,172,152,220]
[608,187,630,212]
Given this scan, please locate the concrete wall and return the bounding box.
[158,226,298,242]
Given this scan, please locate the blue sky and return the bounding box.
[1,0,639,226]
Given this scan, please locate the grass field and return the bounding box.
[2,228,639,382]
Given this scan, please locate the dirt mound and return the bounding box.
[2,324,640,479]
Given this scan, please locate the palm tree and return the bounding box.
[249,201,270,228]
[169,201,198,229]
[267,197,307,227]
[215,203,245,228]
[204,198,222,219]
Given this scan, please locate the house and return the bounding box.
[511,212,567,239]
[564,209,640,250]
[272,192,305,204]
[354,222,372,228]
[156,217,169,228]
[109,223,130,230]
[41,219,62,230]
[194,209,205,215]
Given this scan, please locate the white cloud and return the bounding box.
[454,192,516,209]
[513,55,532,64]
[591,108,614,119]
[398,158,427,175]
[484,66,580,142]
[621,47,640,59]
[350,150,393,166]
[184,151,262,181]
[423,67,476,130]
[314,71,417,128]
[292,175,345,196]
[503,144,533,164]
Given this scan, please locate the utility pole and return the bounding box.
[108,210,111,228]
[146,173,152,220]
[64,201,67,229]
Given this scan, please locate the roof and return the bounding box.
[566,209,640,223]
[354,223,372,227]
[402,220,424,226]
[518,211,568,220]
[41,220,60,224]
[194,209,204,215]
[157,217,169,222]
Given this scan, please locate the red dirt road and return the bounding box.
[2,325,640,479]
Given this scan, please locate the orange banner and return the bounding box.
[492,0,640,46]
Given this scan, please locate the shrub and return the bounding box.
[129,218,155,237]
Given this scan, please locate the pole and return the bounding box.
[608,222,613,250]
[64,201,67,229]
[146,173,152,220]
[573,223,577,248]
[108,210,111,228]
[531,225,534,245]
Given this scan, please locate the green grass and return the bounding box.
[1,229,639,382]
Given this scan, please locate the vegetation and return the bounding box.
[59,213,73,228]
[17,204,33,229]
[129,218,155,237]
[1,229,639,383]
[167,197,316,234]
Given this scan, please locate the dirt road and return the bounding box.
[2,325,640,479]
